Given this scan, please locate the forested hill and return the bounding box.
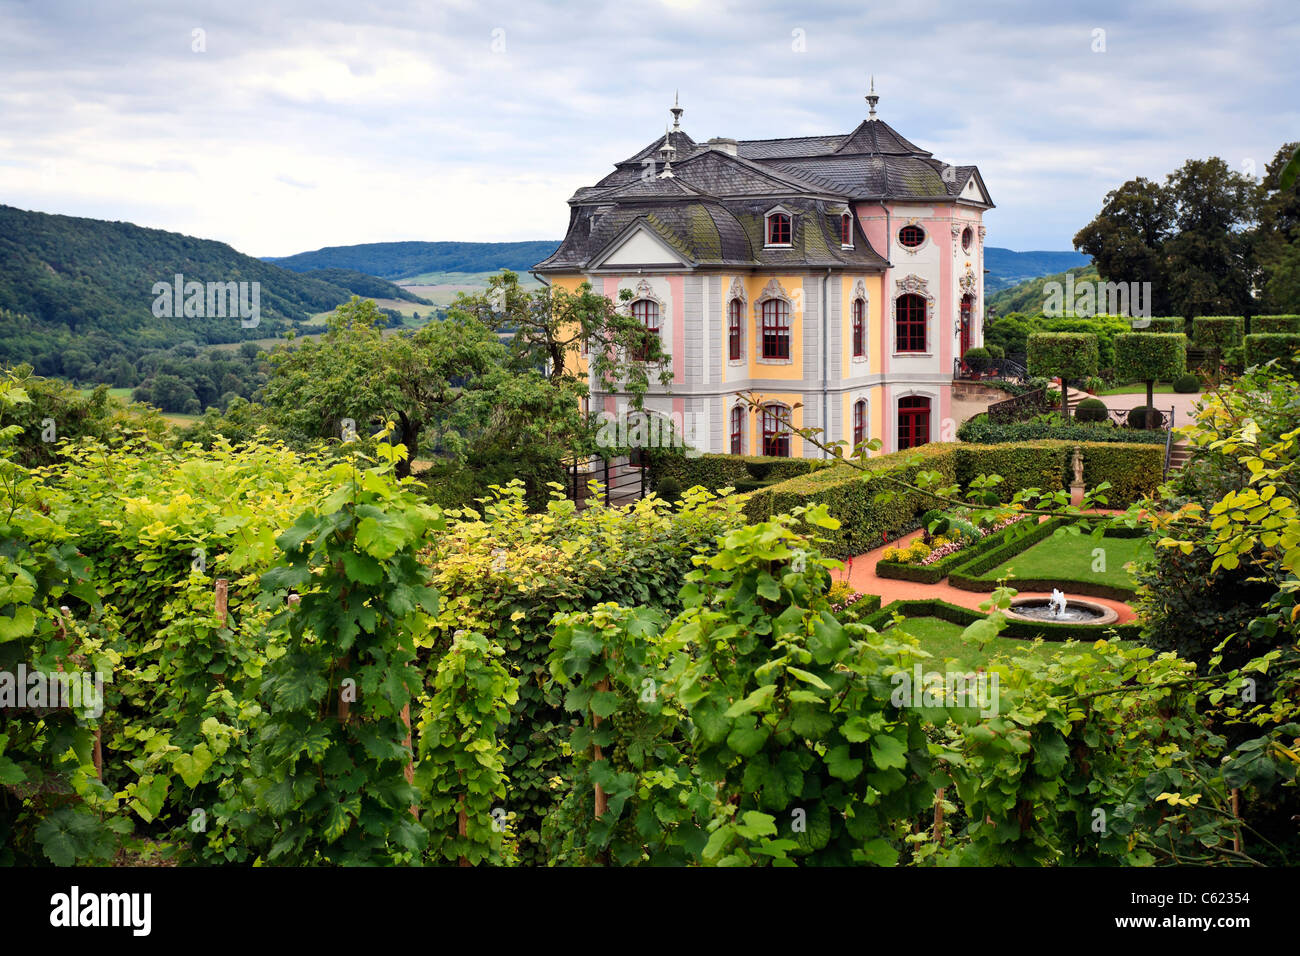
[264,240,563,280]
[984,248,1091,293]
[0,204,423,381]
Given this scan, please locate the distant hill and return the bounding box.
[265,241,563,281]
[0,204,422,382]
[987,263,1101,316]
[984,248,1091,293]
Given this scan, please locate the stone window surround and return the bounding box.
[753,277,796,366]
[891,274,935,357]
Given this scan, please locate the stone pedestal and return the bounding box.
[1070,481,1085,507]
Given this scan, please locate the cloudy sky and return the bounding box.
[1,0,1296,258]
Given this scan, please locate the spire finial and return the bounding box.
[670,90,684,131]
[658,124,676,177]
[865,75,879,118]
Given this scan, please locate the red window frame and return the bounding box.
[895,294,926,352]
[728,298,743,361]
[730,405,743,454]
[761,299,790,360]
[761,404,790,457]
[841,213,852,245]
[897,396,930,450]
[852,298,865,358]
[767,213,791,245]
[959,294,973,357]
[898,224,925,248]
[853,399,866,451]
[631,299,659,362]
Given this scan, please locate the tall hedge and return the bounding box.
[646,451,830,493]
[1252,315,1300,334]
[1131,316,1185,333]
[1027,332,1100,419]
[1115,332,1187,416]
[1244,333,1300,373]
[956,415,1168,445]
[1192,316,1244,352]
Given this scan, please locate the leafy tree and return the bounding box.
[1258,143,1300,313]
[1114,332,1187,416]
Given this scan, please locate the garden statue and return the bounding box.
[1072,446,1084,485]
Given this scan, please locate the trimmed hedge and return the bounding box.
[875,516,1034,584]
[1252,315,1300,334]
[1131,316,1185,333]
[743,443,959,559]
[956,415,1168,445]
[947,518,1146,601]
[1074,397,1109,422]
[1027,332,1100,381]
[862,597,1142,642]
[1192,316,1244,351]
[748,441,1164,560]
[837,592,883,622]
[646,450,831,493]
[1114,332,1187,387]
[1244,333,1300,371]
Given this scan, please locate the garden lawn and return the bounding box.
[886,616,1059,668]
[1097,382,1178,396]
[973,530,1152,591]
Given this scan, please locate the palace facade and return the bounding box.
[534,88,993,457]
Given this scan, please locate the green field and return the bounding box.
[306,297,437,326]
[973,531,1152,590]
[1097,382,1181,396]
[399,271,542,307]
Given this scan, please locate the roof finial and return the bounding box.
[670,90,684,131]
[658,124,676,177]
[865,75,879,118]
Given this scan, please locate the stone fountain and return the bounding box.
[1004,587,1119,626]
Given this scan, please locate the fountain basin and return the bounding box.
[1004,596,1118,626]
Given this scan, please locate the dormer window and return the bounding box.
[766,211,791,246]
[841,213,853,247]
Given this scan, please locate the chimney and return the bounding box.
[707,137,738,157]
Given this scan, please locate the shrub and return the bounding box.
[1114,332,1187,408]
[963,346,992,374]
[1251,314,1300,334]
[1074,397,1109,422]
[1131,316,1185,333]
[1126,405,1160,429]
[1027,332,1099,418]
[1192,316,1245,352]
[985,343,1005,361]
[654,476,682,502]
[1172,373,1200,393]
[957,415,1166,444]
[1244,333,1300,373]
[1078,442,1165,506]
[645,450,830,493]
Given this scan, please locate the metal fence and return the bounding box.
[564,453,646,508]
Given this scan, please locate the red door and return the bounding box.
[959,295,973,357]
[897,396,931,450]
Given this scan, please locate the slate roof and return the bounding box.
[536,114,990,273]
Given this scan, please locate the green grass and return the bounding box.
[974,531,1152,590]
[77,387,134,402]
[884,616,1059,668]
[1097,382,1178,396]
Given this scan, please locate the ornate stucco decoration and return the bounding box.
[959,270,977,294]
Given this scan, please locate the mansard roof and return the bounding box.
[536,107,990,273]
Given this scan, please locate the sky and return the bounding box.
[1,0,1297,258]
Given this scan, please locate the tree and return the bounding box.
[263,296,500,478]
[1075,159,1259,318]
[1258,142,1300,313]
[1114,332,1187,422]
[1026,332,1099,420]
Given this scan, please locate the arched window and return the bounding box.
[730,405,744,455]
[898,224,925,248]
[852,298,866,358]
[761,403,791,457]
[961,226,973,253]
[841,213,853,246]
[728,298,743,361]
[761,299,791,360]
[766,212,791,246]
[631,299,659,362]
[853,399,867,452]
[897,396,931,450]
[895,294,927,352]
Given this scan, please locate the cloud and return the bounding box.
[0,0,1296,255]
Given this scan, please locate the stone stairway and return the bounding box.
[1167,439,1191,472]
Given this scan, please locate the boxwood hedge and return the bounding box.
[956,416,1168,446]
[1244,333,1300,372]
[875,516,1035,584]
[1251,315,1300,334]
[646,450,831,493]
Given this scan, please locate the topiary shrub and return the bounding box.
[1027,332,1100,420]
[962,346,992,374]
[1131,316,1185,333]
[985,343,1005,361]
[1251,315,1300,335]
[1074,397,1109,422]
[1244,333,1300,373]
[1172,373,1200,393]
[1115,332,1187,409]
[654,476,682,502]
[1126,405,1160,429]
[1192,316,1245,352]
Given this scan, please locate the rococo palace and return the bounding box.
[534,86,993,458]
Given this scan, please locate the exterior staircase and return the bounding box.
[1166,438,1191,473]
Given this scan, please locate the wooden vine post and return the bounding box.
[592,677,609,819]
[932,787,946,845]
[214,578,229,627]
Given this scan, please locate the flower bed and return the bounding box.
[875,515,1033,584]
